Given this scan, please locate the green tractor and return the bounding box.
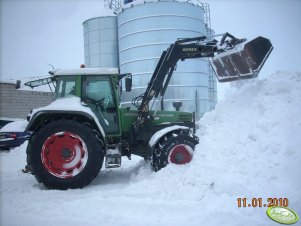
[24,33,273,189]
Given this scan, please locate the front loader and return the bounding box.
[24,33,273,189]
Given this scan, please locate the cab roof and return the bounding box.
[54,68,119,76]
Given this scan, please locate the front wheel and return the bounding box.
[26,119,104,189]
[151,130,198,171]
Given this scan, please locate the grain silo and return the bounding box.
[84,0,217,118]
[117,0,216,118]
[83,16,119,68]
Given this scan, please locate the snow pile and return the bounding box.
[195,71,301,199]
[1,71,300,226]
[117,72,301,224]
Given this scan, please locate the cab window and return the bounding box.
[55,76,76,99]
[86,78,112,104]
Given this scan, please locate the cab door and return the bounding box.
[82,76,120,135]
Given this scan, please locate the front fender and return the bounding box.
[148,125,189,149]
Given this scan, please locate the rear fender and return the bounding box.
[26,110,105,139]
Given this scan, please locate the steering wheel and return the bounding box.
[95,97,105,106]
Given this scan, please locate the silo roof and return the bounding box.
[82,14,117,25]
[116,0,204,13]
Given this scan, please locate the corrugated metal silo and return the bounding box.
[207,28,218,110]
[117,0,212,118]
[83,16,119,68]
[208,63,218,110]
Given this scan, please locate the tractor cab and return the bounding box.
[55,68,121,136]
[25,68,122,136]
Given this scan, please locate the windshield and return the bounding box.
[55,76,76,99]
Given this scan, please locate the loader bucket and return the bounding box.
[209,36,273,82]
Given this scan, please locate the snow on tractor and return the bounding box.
[23,33,272,189]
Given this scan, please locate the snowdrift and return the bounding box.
[1,71,300,226]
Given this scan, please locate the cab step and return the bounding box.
[105,148,121,168]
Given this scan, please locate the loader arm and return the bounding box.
[132,33,273,132]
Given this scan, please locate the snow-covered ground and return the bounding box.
[1,71,300,226]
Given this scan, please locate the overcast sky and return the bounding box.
[1,0,300,82]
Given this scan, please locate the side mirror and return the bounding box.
[125,75,132,92]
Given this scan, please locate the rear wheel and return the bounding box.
[152,130,198,171]
[27,119,104,189]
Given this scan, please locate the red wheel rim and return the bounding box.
[168,144,193,164]
[41,132,88,178]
